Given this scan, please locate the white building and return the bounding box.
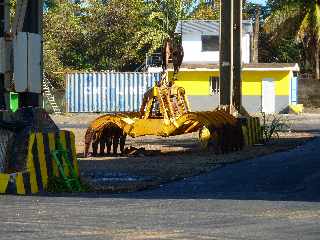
[175,20,253,64]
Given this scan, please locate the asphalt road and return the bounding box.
[1,115,320,240]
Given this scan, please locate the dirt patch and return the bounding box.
[303,107,320,114]
[51,114,314,192]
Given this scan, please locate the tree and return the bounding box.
[259,33,303,63]
[43,2,83,87]
[45,0,261,81]
[43,0,146,79]
[81,0,145,71]
[133,0,194,55]
[191,0,220,20]
[265,0,320,80]
[192,0,253,20]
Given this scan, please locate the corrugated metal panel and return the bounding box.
[66,72,161,113]
[175,20,253,35]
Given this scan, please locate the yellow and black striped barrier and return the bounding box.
[0,171,32,195]
[242,117,263,146]
[0,130,78,195]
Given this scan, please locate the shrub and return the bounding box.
[261,112,290,143]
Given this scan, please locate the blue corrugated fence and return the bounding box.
[66,72,160,113]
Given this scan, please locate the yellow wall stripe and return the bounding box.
[36,133,48,189]
[169,70,292,96]
[26,133,39,194]
[0,174,10,193]
[15,173,26,195]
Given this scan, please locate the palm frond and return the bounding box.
[313,3,320,42]
[264,4,301,34]
[297,11,311,42]
[297,2,320,43]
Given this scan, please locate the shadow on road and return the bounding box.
[42,147,320,203]
[36,134,320,203]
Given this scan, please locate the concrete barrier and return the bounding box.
[0,130,78,195]
[0,171,32,195]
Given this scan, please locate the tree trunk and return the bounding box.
[316,43,320,81]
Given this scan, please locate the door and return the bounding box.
[291,76,298,104]
[262,78,275,113]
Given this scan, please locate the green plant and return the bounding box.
[260,112,290,143]
[46,176,91,193]
[46,139,91,193]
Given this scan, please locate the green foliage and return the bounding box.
[81,0,145,71]
[43,2,83,84]
[44,0,146,77]
[243,2,269,20]
[133,0,194,56]
[264,0,320,76]
[191,0,220,20]
[259,33,303,64]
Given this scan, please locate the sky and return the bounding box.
[248,0,267,5]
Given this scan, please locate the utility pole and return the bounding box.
[220,0,243,113]
[0,0,43,110]
[0,0,10,109]
[219,0,233,107]
[233,0,242,112]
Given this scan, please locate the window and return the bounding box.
[201,35,219,52]
[210,76,220,95]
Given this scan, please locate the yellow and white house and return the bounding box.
[168,63,300,113]
[162,20,301,113]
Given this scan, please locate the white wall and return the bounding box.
[182,33,219,64]
[182,33,251,64]
[242,34,251,64]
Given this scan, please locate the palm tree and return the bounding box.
[265,0,320,80]
[133,0,194,55]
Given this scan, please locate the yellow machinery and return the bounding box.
[84,34,245,157]
[84,75,243,157]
